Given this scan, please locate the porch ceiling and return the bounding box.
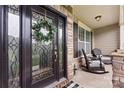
[73,5,119,29]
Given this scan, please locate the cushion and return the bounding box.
[89,60,104,67]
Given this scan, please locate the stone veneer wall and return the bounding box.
[112,51,124,88]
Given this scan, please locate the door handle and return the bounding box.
[54,51,57,59]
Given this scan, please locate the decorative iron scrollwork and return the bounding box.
[32,10,55,83]
[32,42,54,82]
[8,5,20,88]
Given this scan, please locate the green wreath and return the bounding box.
[32,18,57,42]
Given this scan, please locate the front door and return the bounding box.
[31,6,66,87]
[31,6,57,87]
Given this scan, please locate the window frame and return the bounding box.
[78,26,92,55]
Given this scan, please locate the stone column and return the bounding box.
[112,53,124,88]
[119,5,124,49]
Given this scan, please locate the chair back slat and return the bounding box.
[82,49,89,69]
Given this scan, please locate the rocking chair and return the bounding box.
[91,48,112,64]
[82,49,109,74]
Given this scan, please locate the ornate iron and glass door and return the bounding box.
[31,6,66,87]
[0,5,66,88]
[31,7,56,85]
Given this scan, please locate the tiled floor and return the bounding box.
[72,65,113,88]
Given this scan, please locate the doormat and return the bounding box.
[62,81,80,88]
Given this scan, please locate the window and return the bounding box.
[79,27,85,41]
[73,22,78,58]
[86,31,91,54]
[78,26,92,55]
[8,5,20,88]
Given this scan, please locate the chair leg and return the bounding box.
[103,67,109,73]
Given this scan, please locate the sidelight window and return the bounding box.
[8,5,20,88]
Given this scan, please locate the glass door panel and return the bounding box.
[32,9,57,83]
[58,18,64,77]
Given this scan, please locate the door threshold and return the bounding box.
[44,78,68,88]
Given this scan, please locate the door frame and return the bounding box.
[0,5,67,88]
[0,5,8,88]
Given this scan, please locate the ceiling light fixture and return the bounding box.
[95,15,102,21]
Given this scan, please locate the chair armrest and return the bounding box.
[90,57,99,60]
[100,55,103,57]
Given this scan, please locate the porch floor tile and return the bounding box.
[72,65,113,88]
